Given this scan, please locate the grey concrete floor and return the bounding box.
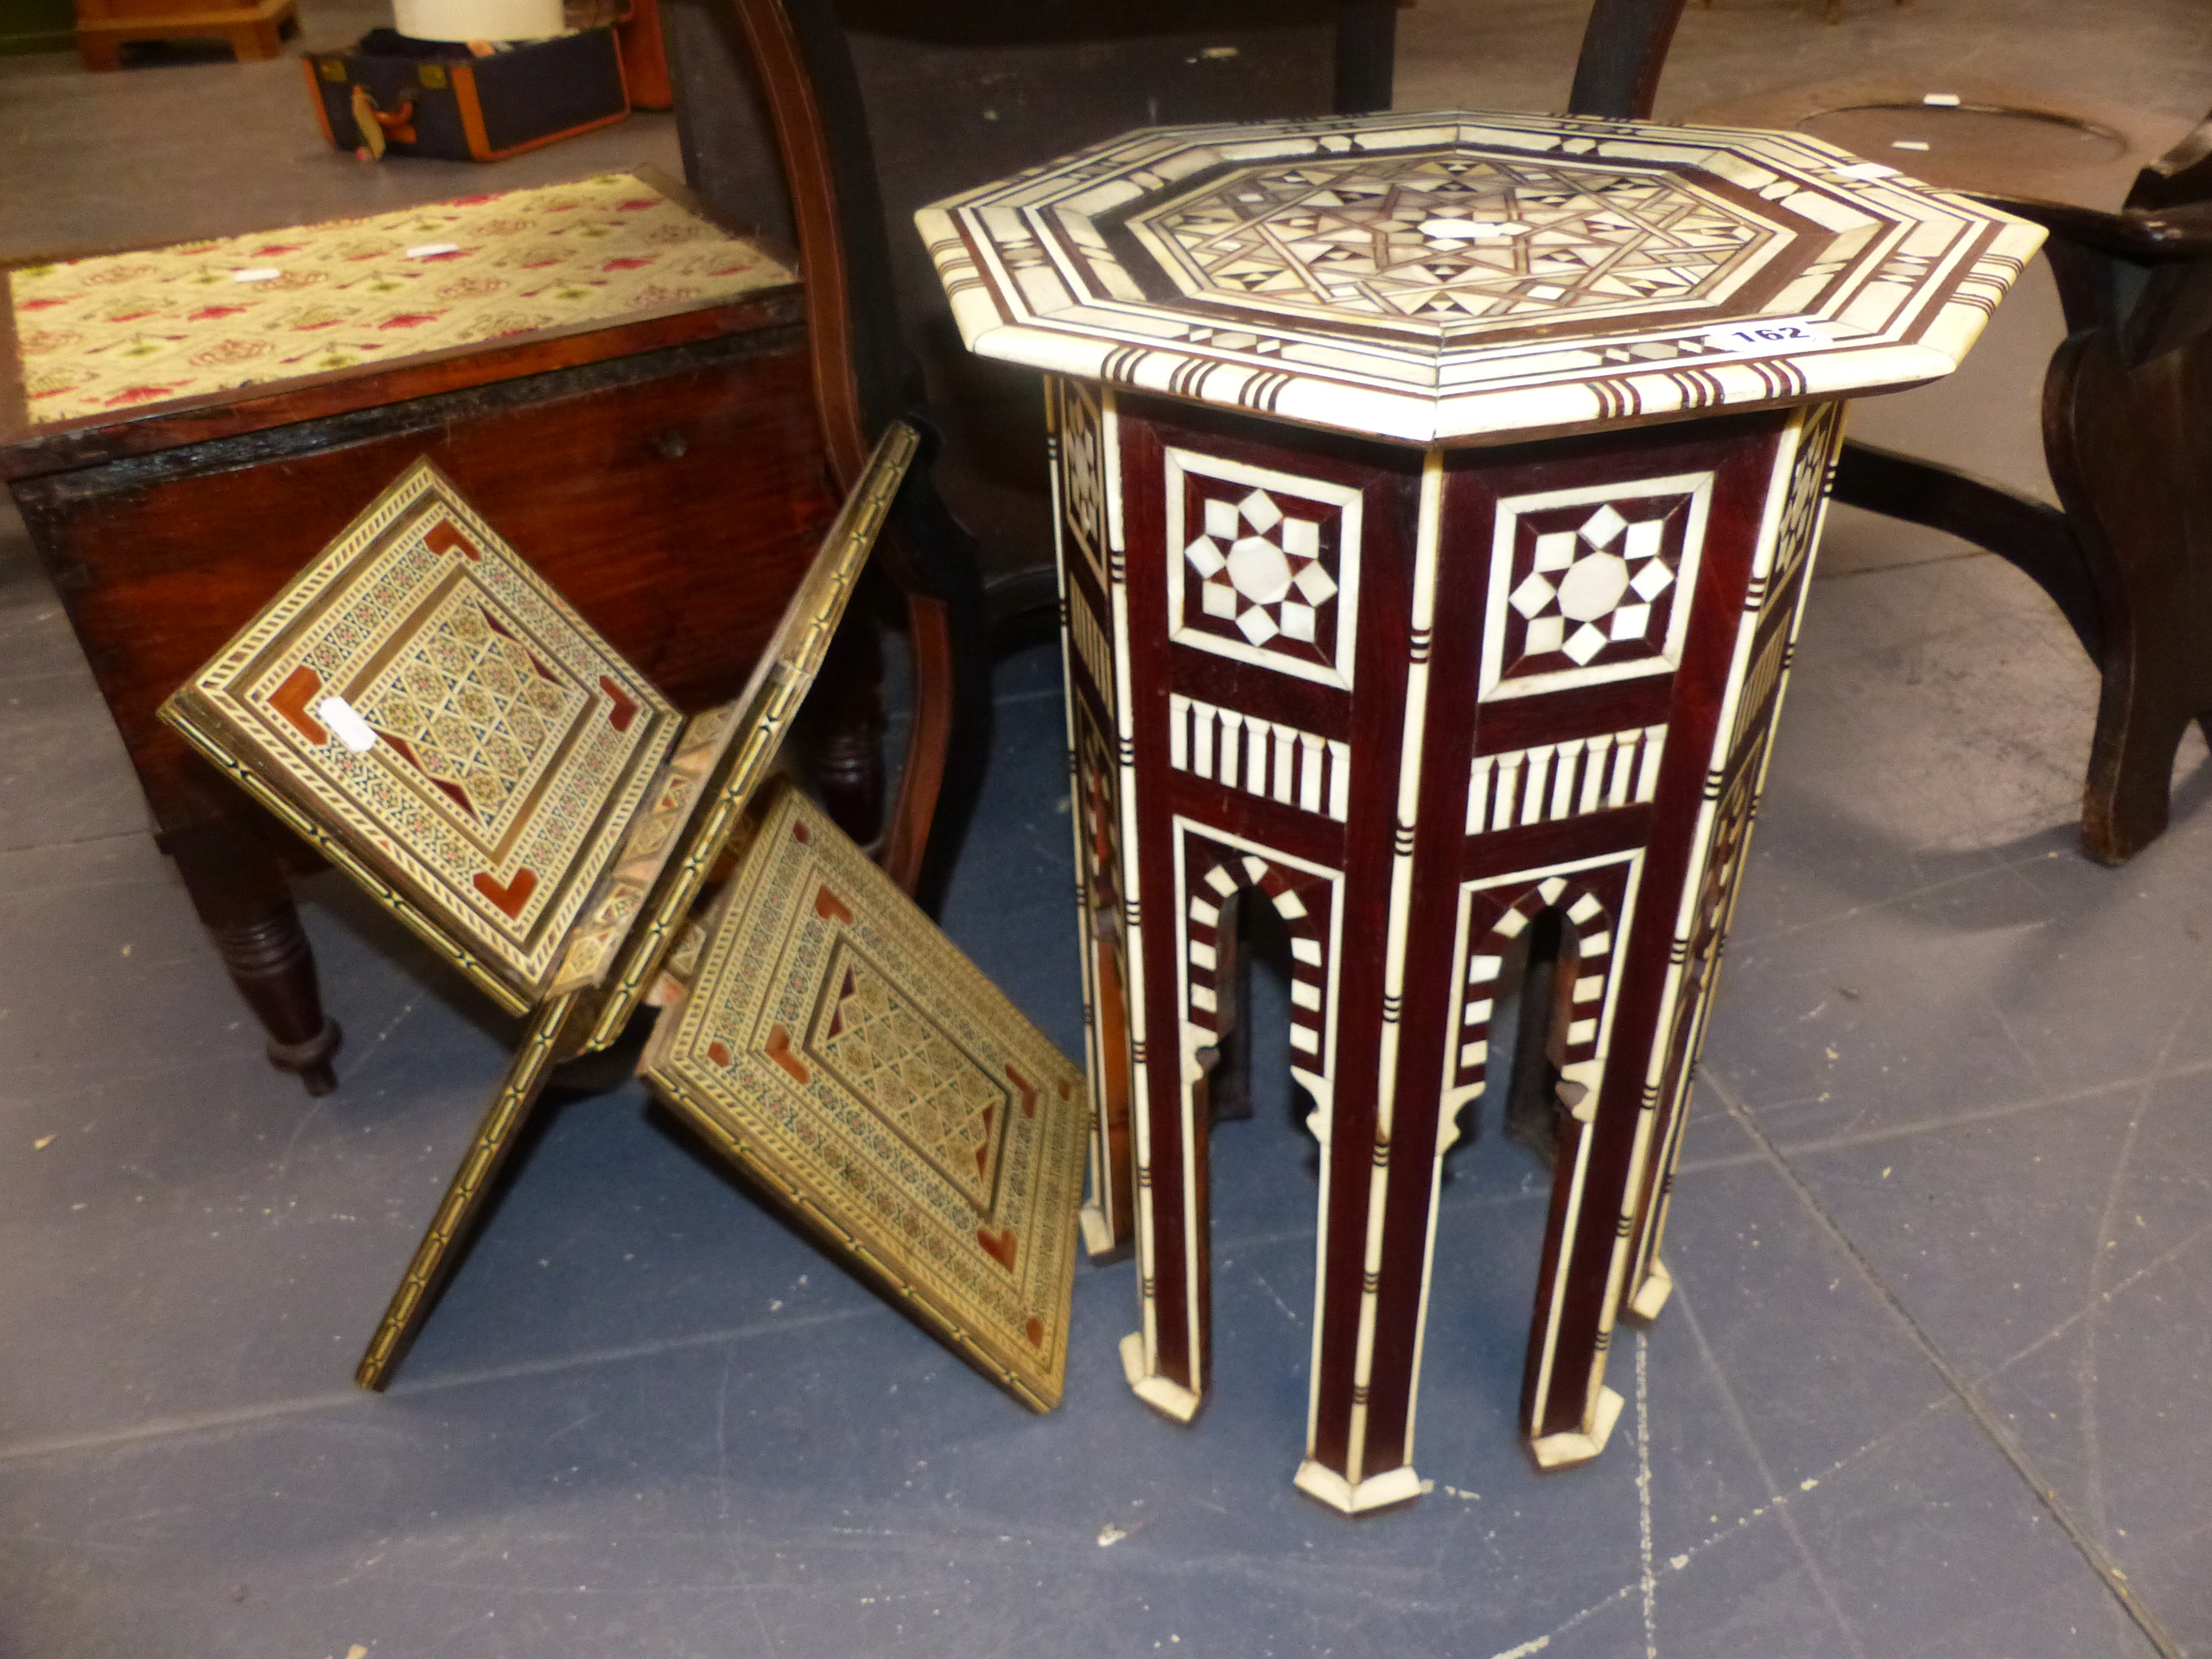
[4,3,2212,1656]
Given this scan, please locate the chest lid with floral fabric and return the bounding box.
[8,170,792,427]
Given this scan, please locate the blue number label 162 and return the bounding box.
[1699,318,1835,358]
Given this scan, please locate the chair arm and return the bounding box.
[1965,192,2212,264]
[2126,110,2212,212]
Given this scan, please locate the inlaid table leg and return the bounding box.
[164,821,342,1096]
[1057,381,1143,1263]
[1505,404,1847,1466]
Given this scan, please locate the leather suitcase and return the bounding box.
[306,28,629,162]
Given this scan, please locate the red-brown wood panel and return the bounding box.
[19,331,836,846]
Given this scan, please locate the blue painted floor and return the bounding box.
[6,3,2212,1655]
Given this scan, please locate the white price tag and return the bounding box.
[1891,140,1930,152]
[1922,92,1961,106]
[404,242,460,258]
[232,268,282,283]
[316,696,379,753]
[1700,318,1835,358]
[1419,218,1527,240]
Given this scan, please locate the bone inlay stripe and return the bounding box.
[1169,694,1350,822]
[1467,725,1665,834]
[1068,588,1115,709]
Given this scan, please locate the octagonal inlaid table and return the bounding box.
[918,110,2044,1513]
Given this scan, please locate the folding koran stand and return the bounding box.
[161,424,1086,1410]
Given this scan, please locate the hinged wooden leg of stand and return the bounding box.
[356,993,585,1389]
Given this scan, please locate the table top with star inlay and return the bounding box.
[916,109,2046,446]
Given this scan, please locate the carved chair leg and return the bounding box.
[163,820,341,1096]
[806,588,887,845]
[875,586,955,898]
[2081,658,2195,864]
[869,461,994,915]
[2044,329,2212,865]
[1823,435,2206,861]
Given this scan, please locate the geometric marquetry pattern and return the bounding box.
[1136,151,1770,332]
[1055,378,1111,594]
[1624,756,1764,1302]
[1484,476,1708,701]
[1731,626,1792,761]
[1067,588,1116,713]
[923,103,2040,1497]
[1185,487,1338,647]
[1685,764,1760,991]
[1732,404,1846,751]
[1762,400,1846,594]
[1072,697,1122,911]
[1454,873,1624,1097]
[1169,693,1351,823]
[1167,448,1361,689]
[1181,837,1335,1067]
[807,939,1014,1212]
[356,587,578,830]
[922,109,2044,446]
[1468,725,1665,835]
[645,786,1087,1411]
[188,464,673,989]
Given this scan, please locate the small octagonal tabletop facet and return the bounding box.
[916,109,2045,445]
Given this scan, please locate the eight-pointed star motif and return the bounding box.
[1509,503,1677,666]
[1184,488,1338,648]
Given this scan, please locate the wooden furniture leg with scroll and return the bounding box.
[1607,0,2212,865]
[1827,134,2212,865]
[2050,289,2212,862]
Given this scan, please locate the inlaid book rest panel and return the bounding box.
[160,432,1085,1412]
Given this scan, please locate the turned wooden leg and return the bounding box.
[208,905,343,1095]
[163,820,342,1096]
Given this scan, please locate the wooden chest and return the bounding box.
[73,0,296,70]
[1,170,840,1094]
